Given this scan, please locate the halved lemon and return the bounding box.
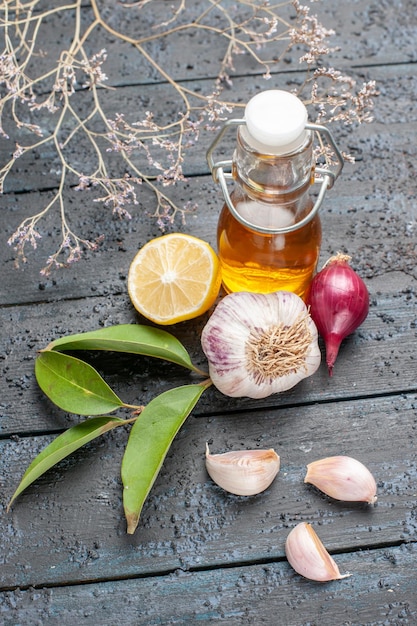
[128,233,222,325]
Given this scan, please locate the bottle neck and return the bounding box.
[232,126,314,204]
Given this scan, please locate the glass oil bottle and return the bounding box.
[206,90,344,299]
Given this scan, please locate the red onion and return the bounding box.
[306,253,369,376]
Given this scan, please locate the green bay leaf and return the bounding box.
[121,382,209,534]
[35,351,124,415]
[46,324,204,373]
[7,416,128,511]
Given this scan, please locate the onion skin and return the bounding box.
[306,254,369,376]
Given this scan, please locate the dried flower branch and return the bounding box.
[0,0,377,273]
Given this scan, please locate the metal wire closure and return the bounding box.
[206,119,344,235]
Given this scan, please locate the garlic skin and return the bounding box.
[285,522,350,582]
[305,456,377,504]
[200,291,321,399]
[205,444,280,496]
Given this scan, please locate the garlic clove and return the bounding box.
[304,455,377,504]
[285,522,350,582]
[205,444,280,496]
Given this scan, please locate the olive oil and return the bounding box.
[218,192,321,299]
[206,90,343,300]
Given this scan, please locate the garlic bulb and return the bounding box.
[285,522,350,582]
[205,444,280,496]
[304,455,377,504]
[201,291,321,398]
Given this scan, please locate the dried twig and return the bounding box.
[0,0,377,274]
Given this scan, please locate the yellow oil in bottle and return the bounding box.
[208,92,343,297]
[217,190,321,299]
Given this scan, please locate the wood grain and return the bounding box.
[1,1,416,624]
[1,544,416,625]
[1,393,416,589]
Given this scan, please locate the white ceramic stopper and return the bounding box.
[244,90,308,155]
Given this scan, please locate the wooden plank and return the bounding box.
[0,71,357,193]
[1,60,416,289]
[1,1,416,619]
[1,273,416,435]
[1,393,416,588]
[2,150,417,305]
[1,59,414,193]
[8,0,417,89]
[0,1,415,208]
[1,543,416,625]
[5,1,290,90]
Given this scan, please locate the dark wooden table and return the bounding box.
[1,1,417,624]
